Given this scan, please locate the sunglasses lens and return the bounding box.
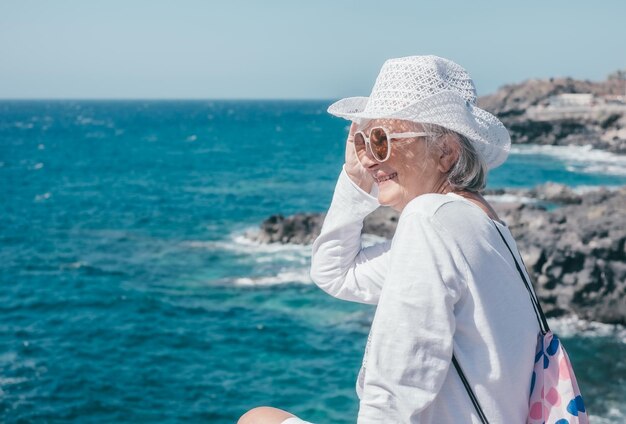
[370,128,389,161]
[353,132,366,157]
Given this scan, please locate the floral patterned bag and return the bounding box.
[451,222,589,424]
[527,331,588,423]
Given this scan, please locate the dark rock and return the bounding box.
[527,182,582,204]
[361,207,398,239]
[601,113,621,129]
[507,120,554,144]
[246,213,324,245]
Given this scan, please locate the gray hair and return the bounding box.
[420,123,488,193]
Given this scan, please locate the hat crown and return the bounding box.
[365,55,478,114]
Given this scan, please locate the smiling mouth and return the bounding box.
[375,172,397,183]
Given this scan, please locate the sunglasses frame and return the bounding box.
[353,126,435,163]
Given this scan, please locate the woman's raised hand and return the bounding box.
[344,122,375,194]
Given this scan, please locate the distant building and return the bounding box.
[546,93,595,107]
[528,92,626,120]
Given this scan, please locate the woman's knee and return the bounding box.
[237,406,295,424]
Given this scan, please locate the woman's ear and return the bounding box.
[437,136,460,173]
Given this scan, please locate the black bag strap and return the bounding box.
[452,219,551,424]
[452,354,490,423]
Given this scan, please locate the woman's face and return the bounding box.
[356,118,451,212]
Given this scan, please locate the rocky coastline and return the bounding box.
[478,71,626,153]
[246,184,626,326]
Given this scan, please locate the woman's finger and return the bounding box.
[347,122,358,142]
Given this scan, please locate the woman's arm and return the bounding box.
[357,210,468,422]
[309,165,390,305]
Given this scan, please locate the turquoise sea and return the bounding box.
[1,100,625,423]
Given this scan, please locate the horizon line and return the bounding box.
[0,97,340,102]
[2,72,623,102]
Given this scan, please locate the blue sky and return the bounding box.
[1,0,624,99]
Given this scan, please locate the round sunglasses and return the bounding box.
[353,126,435,162]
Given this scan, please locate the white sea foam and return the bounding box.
[232,268,312,287]
[184,228,315,287]
[208,230,385,287]
[511,144,626,176]
[59,261,87,269]
[75,116,113,127]
[0,376,28,386]
[253,252,309,265]
[34,192,51,202]
[182,228,312,255]
[566,163,626,176]
[570,185,622,194]
[548,314,626,344]
[592,407,626,424]
[182,229,313,285]
[484,194,538,204]
[361,233,389,247]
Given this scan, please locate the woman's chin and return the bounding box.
[376,190,395,207]
[376,185,405,211]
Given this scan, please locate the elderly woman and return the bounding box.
[239,56,540,423]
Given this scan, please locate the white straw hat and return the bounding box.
[327,55,511,169]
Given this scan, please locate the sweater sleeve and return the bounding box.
[357,210,468,423]
[309,165,391,305]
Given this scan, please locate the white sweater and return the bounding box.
[310,166,540,423]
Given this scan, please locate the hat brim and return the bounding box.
[327,91,511,170]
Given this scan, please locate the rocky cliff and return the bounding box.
[477,72,626,153]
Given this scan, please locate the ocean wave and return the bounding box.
[0,376,29,387]
[182,229,316,288]
[192,229,393,259]
[232,268,312,287]
[484,194,538,204]
[182,228,312,287]
[181,229,312,256]
[592,408,626,424]
[510,144,626,176]
[566,164,626,176]
[548,314,626,344]
[361,233,389,247]
[34,192,52,202]
[75,115,115,127]
[570,185,623,194]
